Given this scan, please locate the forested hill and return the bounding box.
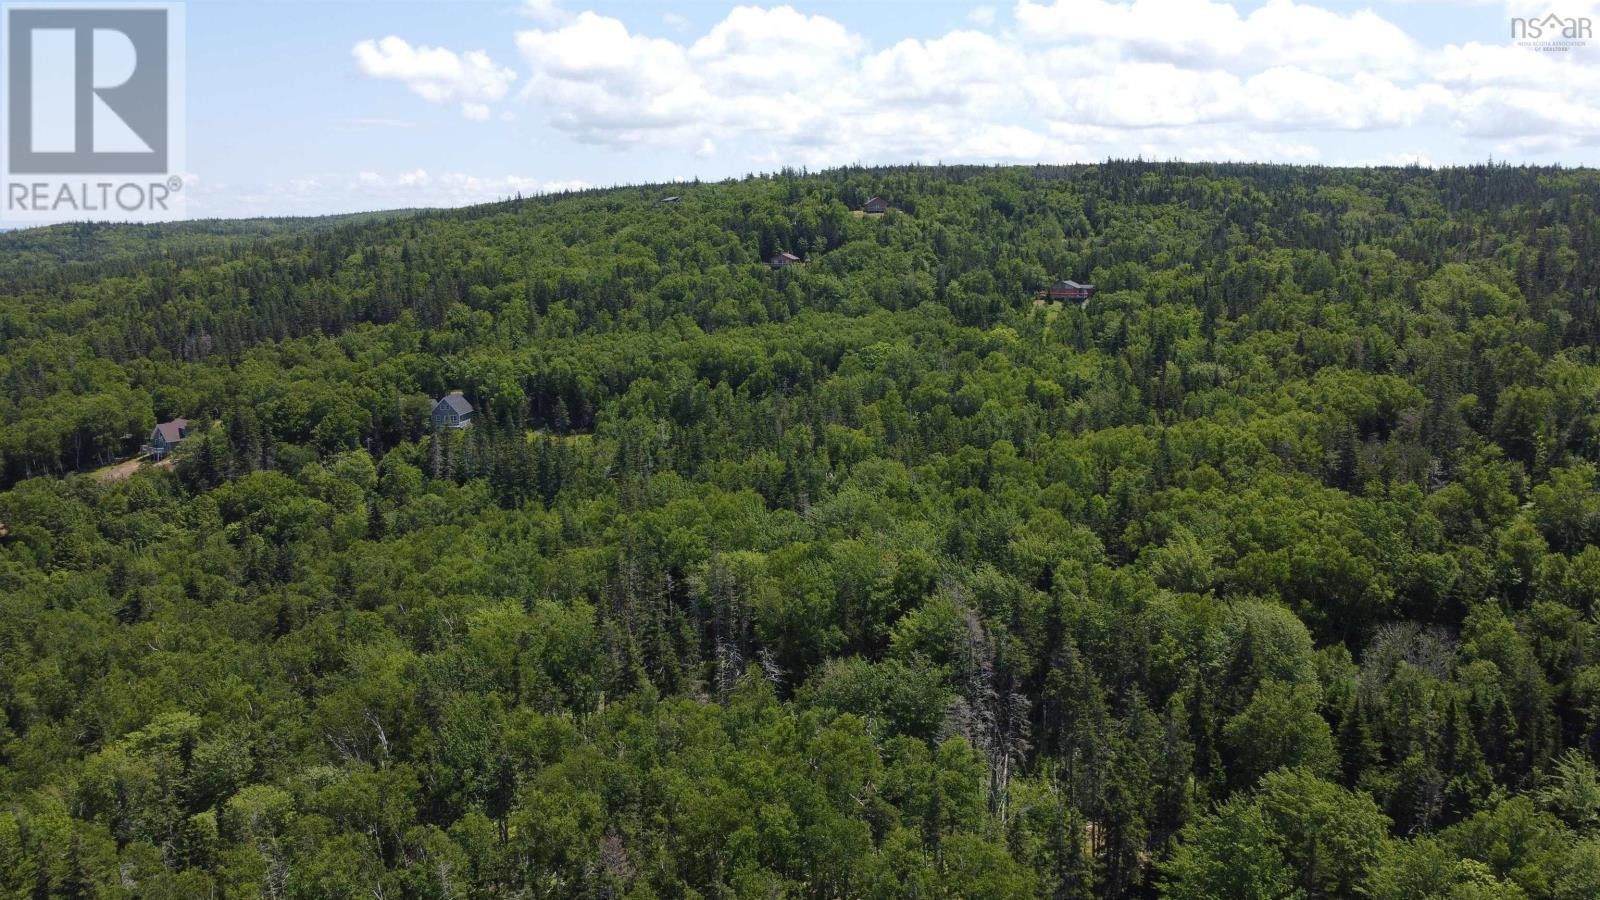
[1,162,1599,897]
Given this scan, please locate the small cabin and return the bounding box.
[431,392,475,429]
[863,196,889,214]
[768,251,802,269]
[148,418,190,460]
[658,195,682,204]
[1038,280,1096,307]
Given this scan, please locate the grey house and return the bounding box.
[149,419,190,459]
[431,392,474,429]
[863,195,889,214]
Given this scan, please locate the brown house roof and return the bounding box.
[153,419,188,443]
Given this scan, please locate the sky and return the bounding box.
[169,0,1600,217]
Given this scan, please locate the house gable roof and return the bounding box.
[436,393,474,416]
[153,419,188,443]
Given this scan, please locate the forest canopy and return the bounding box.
[1,162,1599,897]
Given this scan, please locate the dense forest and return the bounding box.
[1,162,1599,898]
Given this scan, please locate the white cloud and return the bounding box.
[1502,0,1600,17]
[1015,0,1420,76]
[516,12,702,142]
[1243,69,1449,130]
[942,68,1420,148]
[516,10,1028,156]
[1427,37,1600,147]
[1434,40,1600,93]
[952,125,1052,159]
[1454,86,1600,138]
[689,5,865,88]
[506,1,1465,162]
[352,36,516,119]
[521,0,572,24]
[351,0,1600,169]
[862,31,1019,107]
[1028,63,1245,127]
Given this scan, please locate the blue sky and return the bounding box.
[175,0,1600,217]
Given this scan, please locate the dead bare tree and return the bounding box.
[938,583,1032,825]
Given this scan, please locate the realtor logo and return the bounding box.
[9,7,167,172]
[2,2,185,222]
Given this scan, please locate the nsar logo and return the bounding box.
[1511,12,1592,51]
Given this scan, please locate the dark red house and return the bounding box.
[768,251,802,268]
[863,196,889,214]
[1038,279,1096,303]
